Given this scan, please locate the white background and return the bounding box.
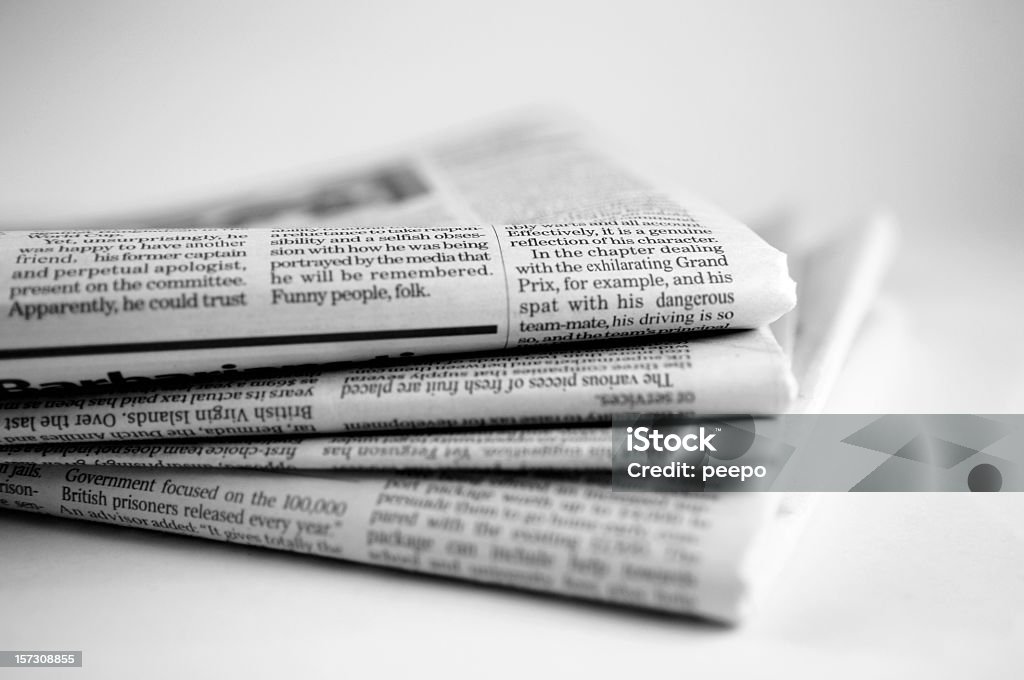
[1,1,1022,677]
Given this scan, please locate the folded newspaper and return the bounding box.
[0,115,895,623]
[0,328,794,445]
[1,118,794,388]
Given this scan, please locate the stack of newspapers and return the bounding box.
[0,117,893,623]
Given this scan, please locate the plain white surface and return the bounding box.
[1,2,1022,677]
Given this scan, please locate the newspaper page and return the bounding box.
[0,462,789,623]
[0,327,794,444]
[0,118,794,388]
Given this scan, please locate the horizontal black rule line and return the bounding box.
[0,325,500,360]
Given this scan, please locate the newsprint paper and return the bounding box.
[0,328,793,445]
[0,220,887,622]
[0,464,809,624]
[0,118,794,387]
[0,217,891,623]
[0,117,845,624]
